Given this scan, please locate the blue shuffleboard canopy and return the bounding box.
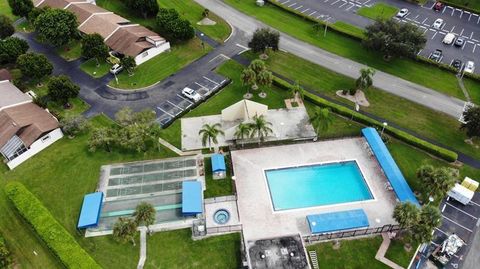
[307,209,369,234]
[77,192,103,229]
[362,127,419,205]
[211,153,226,173]
[182,181,203,215]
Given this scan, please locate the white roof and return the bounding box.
[0,81,32,110]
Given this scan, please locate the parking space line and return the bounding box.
[422,18,428,24]
[281,0,290,4]
[474,44,477,53]
[167,100,183,110]
[450,26,455,32]
[339,2,348,8]
[460,11,464,19]
[445,202,478,219]
[442,215,473,232]
[431,32,437,39]
[309,10,317,16]
[345,3,355,11]
[294,5,303,10]
[301,8,309,13]
[462,41,467,50]
[452,9,455,16]
[288,2,296,8]
[435,227,448,235]
[194,82,209,90]
[478,16,480,24]
[331,0,340,6]
[156,107,174,117]
[203,76,220,85]
[324,0,329,2]
[176,94,193,104]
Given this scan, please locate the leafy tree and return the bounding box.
[248,28,280,54]
[0,236,12,268]
[309,108,333,138]
[16,52,53,81]
[47,75,79,106]
[88,127,114,152]
[240,67,256,97]
[60,115,89,136]
[0,36,29,64]
[461,106,480,138]
[198,123,224,151]
[81,33,108,65]
[393,202,420,229]
[0,15,14,39]
[125,0,159,19]
[363,19,426,59]
[156,8,179,33]
[121,56,137,76]
[352,67,375,95]
[28,6,49,22]
[113,217,137,246]
[34,8,78,46]
[133,202,156,234]
[8,0,33,17]
[114,108,161,152]
[156,8,194,41]
[234,123,251,147]
[249,115,273,145]
[417,165,458,199]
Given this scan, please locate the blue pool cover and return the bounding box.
[182,181,203,215]
[77,192,103,229]
[307,209,369,233]
[211,154,226,172]
[362,127,419,205]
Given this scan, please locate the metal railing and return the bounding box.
[204,195,237,204]
[303,224,401,244]
[206,224,243,235]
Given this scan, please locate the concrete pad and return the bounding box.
[205,200,241,228]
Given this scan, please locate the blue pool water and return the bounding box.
[265,161,373,211]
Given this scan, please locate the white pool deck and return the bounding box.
[231,138,399,242]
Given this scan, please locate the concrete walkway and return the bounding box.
[158,137,201,156]
[375,233,404,269]
[137,228,147,269]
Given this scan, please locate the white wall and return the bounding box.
[134,42,171,65]
[6,128,64,169]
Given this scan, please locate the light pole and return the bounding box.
[200,33,205,51]
[381,122,388,137]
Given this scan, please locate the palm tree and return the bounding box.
[234,123,251,147]
[133,202,156,235]
[256,70,273,98]
[309,108,333,139]
[249,115,273,145]
[113,217,138,246]
[198,123,224,151]
[392,202,420,230]
[354,67,375,94]
[240,68,256,98]
[417,165,458,200]
[249,59,266,75]
[289,82,304,103]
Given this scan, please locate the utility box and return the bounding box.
[256,0,265,6]
[447,183,474,205]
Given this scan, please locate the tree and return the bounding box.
[202,9,209,18]
[198,123,224,151]
[16,52,53,81]
[242,60,270,95]
[234,123,251,147]
[114,108,161,152]
[461,106,480,138]
[8,0,33,17]
[113,217,138,246]
[249,59,266,75]
[133,202,156,234]
[256,69,273,98]
[309,108,333,139]
[156,8,194,41]
[28,6,49,22]
[289,82,304,102]
[363,19,426,59]
[81,33,108,65]
[121,56,137,76]
[60,115,89,136]
[352,67,375,95]
[125,0,159,19]
[34,8,78,46]
[248,28,280,54]
[417,165,458,200]
[47,75,79,106]
[88,127,114,152]
[393,202,420,230]
[0,236,12,269]
[240,68,256,98]
[249,115,273,145]
[0,36,29,64]
[0,15,14,39]
[412,205,442,243]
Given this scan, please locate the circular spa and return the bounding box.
[213,209,230,225]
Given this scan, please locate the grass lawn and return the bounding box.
[223,0,480,103]
[384,238,417,268]
[80,59,111,78]
[357,3,399,21]
[204,157,233,198]
[446,0,480,11]
[56,40,82,61]
[110,38,210,89]
[331,21,365,38]
[15,20,34,33]
[0,0,15,19]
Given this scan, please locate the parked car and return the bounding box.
[454,37,465,47]
[464,61,475,73]
[109,64,123,75]
[429,49,443,62]
[396,8,409,18]
[182,87,202,102]
[433,2,445,12]
[442,33,455,45]
[433,18,444,29]
[451,59,462,70]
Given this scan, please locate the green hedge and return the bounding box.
[5,182,101,269]
[441,1,480,15]
[272,76,458,162]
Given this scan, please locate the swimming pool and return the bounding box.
[265,161,373,211]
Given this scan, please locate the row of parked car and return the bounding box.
[428,49,475,73]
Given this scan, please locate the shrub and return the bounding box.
[5,182,101,269]
[0,235,12,268]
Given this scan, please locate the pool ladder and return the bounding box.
[309,250,319,269]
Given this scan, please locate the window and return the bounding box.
[41,135,50,142]
[142,51,148,58]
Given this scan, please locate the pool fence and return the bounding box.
[303,224,401,245]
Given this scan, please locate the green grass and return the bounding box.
[223,0,480,103]
[15,20,34,33]
[384,238,417,268]
[445,0,480,12]
[204,157,233,198]
[56,40,82,61]
[331,21,365,38]
[0,0,15,19]
[357,3,399,21]
[80,59,111,78]
[110,38,210,89]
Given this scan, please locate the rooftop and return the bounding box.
[0,81,32,110]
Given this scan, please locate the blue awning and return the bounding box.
[211,154,226,173]
[362,127,419,205]
[182,181,202,215]
[307,209,369,234]
[77,192,103,229]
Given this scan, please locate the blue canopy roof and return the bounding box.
[182,181,202,215]
[362,127,419,205]
[307,209,369,234]
[211,154,226,173]
[77,192,103,229]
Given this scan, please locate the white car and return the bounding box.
[396,8,409,18]
[433,18,444,29]
[464,61,475,74]
[109,64,123,75]
[182,87,202,102]
[442,33,455,45]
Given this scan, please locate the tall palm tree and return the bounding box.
[309,108,333,139]
[392,202,420,230]
[355,67,375,93]
[133,202,156,235]
[113,217,138,246]
[417,165,458,199]
[234,123,251,147]
[289,82,304,103]
[240,68,256,97]
[256,70,273,98]
[249,115,273,145]
[249,59,266,74]
[198,123,224,151]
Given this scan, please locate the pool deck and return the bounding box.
[231,138,398,242]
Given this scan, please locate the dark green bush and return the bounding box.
[0,235,12,269]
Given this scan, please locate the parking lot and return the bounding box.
[155,71,228,126]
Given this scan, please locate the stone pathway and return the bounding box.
[137,228,147,269]
[158,137,201,156]
[375,233,404,269]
